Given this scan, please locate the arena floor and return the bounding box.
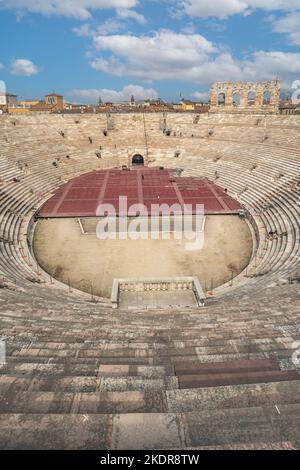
[33,215,253,299]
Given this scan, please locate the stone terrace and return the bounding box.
[0,112,299,449]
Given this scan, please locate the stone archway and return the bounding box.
[132,154,144,166]
[218,92,226,106]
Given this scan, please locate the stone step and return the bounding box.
[177,370,299,389]
[182,404,300,450]
[174,358,280,375]
[1,377,300,415]
[7,338,294,354]
[0,375,178,393]
[98,377,178,392]
[1,403,300,449]
[166,380,300,412]
[10,337,289,349]
[0,390,167,414]
[12,345,261,358]
[5,346,295,368]
[11,336,291,349]
[182,442,297,450]
[7,356,153,366]
[3,330,293,345]
[1,363,174,378]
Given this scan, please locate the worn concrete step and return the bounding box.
[12,348,149,358]
[0,363,174,378]
[172,350,294,363]
[5,347,294,367]
[98,376,178,392]
[12,345,273,358]
[4,331,292,345]
[181,442,298,450]
[174,358,280,375]
[2,378,298,415]
[0,390,167,414]
[10,336,290,350]
[7,329,289,341]
[7,355,153,366]
[1,404,300,449]
[25,342,287,356]
[177,370,300,389]
[182,404,300,450]
[166,380,300,412]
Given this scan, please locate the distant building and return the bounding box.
[279,100,300,115]
[172,103,182,111]
[28,93,64,113]
[144,99,169,109]
[63,102,90,111]
[45,93,64,111]
[180,100,196,111]
[0,92,18,111]
[19,99,40,108]
[172,99,206,112]
[194,102,210,113]
[99,102,114,112]
[30,102,54,113]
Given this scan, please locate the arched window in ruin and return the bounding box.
[232,92,240,107]
[263,90,271,105]
[247,91,256,106]
[218,92,226,106]
[132,154,144,166]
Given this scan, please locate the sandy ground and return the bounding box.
[33,215,253,299]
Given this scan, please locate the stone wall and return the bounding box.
[210,80,280,114]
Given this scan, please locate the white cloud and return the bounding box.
[91,30,218,81]
[116,8,146,24]
[87,29,300,91]
[73,23,95,37]
[0,0,138,20]
[272,12,300,45]
[10,59,39,76]
[183,0,248,19]
[96,18,124,34]
[67,84,158,103]
[192,91,210,101]
[73,19,124,37]
[242,51,300,82]
[72,6,145,38]
[182,0,300,19]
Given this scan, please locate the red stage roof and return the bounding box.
[38,168,241,218]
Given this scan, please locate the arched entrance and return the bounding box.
[218,92,226,106]
[233,92,240,107]
[263,90,271,105]
[132,154,144,166]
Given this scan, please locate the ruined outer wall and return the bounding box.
[210,80,280,114]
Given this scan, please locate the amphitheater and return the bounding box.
[0,110,300,450]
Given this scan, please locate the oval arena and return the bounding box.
[0,107,300,449]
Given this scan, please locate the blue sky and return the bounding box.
[0,1,300,103]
